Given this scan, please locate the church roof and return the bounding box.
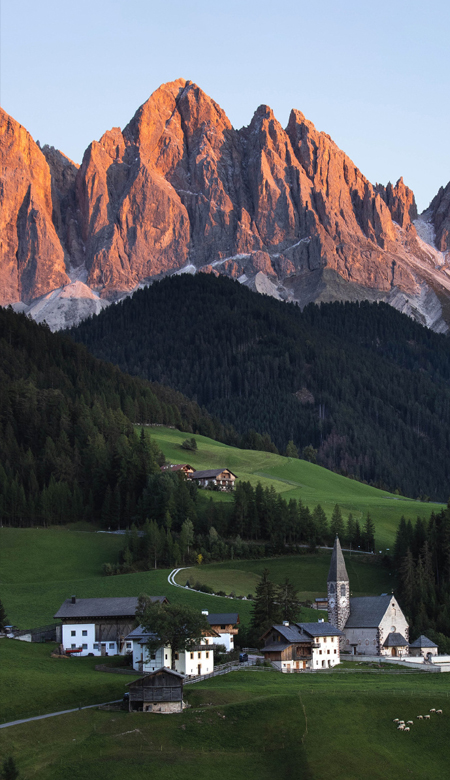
[327,536,348,583]
[345,595,392,628]
[383,632,409,647]
[409,634,437,648]
[296,622,343,638]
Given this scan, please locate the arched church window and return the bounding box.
[329,583,335,594]
[340,584,346,596]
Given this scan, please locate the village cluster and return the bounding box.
[45,537,446,712]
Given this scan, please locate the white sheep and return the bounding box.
[437,709,443,714]
[424,715,431,720]
[430,708,436,713]
[406,721,413,725]
[404,727,410,732]
[417,715,423,719]
[397,724,405,730]
[393,718,399,723]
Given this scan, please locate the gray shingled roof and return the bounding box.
[190,469,236,480]
[409,634,438,648]
[345,595,392,628]
[383,632,409,648]
[327,536,349,583]
[54,596,166,620]
[271,624,303,642]
[297,622,343,637]
[125,625,158,641]
[207,613,239,626]
[261,642,291,653]
[126,667,185,685]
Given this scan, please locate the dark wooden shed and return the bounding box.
[127,667,185,713]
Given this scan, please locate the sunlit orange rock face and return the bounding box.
[0,109,69,303]
[428,182,450,251]
[1,79,449,327]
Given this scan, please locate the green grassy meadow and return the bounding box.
[0,527,254,629]
[178,551,396,601]
[147,427,443,548]
[2,668,450,779]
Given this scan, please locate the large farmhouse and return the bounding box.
[54,596,167,657]
[189,468,236,490]
[202,611,240,651]
[327,537,409,656]
[260,621,342,671]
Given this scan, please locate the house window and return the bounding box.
[165,654,168,660]
[82,630,87,637]
[206,652,209,658]
[198,652,201,659]
[71,644,76,649]
[334,649,337,654]
[126,643,132,649]
[175,653,179,660]
[327,650,330,654]
[93,643,99,650]
[190,653,194,660]
[150,653,156,660]
[109,643,114,649]
[82,644,88,650]
[324,638,327,643]
[221,625,226,630]
[71,630,76,636]
[319,650,322,655]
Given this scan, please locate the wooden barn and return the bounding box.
[127,668,185,713]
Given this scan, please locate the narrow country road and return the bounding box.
[0,700,121,731]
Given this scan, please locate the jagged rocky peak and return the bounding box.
[427,181,450,251]
[0,108,69,304]
[2,79,450,332]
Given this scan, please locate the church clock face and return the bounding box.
[329,597,335,608]
[340,596,347,606]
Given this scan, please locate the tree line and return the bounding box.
[394,506,450,652]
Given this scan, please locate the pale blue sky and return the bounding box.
[2,0,449,211]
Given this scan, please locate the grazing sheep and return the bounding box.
[430,708,436,713]
[404,727,410,732]
[393,718,399,723]
[406,721,413,725]
[397,724,405,730]
[424,715,431,720]
[437,709,443,714]
[417,715,423,719]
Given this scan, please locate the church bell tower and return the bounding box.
[327,536,350,635]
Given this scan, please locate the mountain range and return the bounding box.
[2,78,450,331]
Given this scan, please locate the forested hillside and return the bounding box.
[0,307,234,527]
[71,274,450,501]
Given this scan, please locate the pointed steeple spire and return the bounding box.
[327,535,348,583]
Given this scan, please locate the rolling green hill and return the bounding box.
[148,426,443,549]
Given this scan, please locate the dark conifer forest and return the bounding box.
[0,306,233,527]
[71,274,450,501]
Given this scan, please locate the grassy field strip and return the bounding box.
[148,427,443,548]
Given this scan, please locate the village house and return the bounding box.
[409,635,439,659]
[260,621,342,671]
[127,668,185,713]
[201,611,240,651]
[125,625,215,677]
[53,596,167,657]
[189,468,237,491]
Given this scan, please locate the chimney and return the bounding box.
[71,595,77,604]
[319,618,324,623]
[283,621,289,627]
[202,610,209,615]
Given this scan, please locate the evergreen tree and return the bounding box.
[2,757,19,780]
[251,569,279,631]
[276,578,301,623]
[330,504,344,539]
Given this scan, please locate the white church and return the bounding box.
[327,536,411,657]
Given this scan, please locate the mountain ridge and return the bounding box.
[1,79,450,330]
